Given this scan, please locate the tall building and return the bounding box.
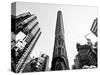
[11,12,41,73]
[90,18,98,37]
[72,18,98,69]
[51,10,69,70]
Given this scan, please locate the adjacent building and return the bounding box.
[22,54,49,72]
[11,12,41,73]
[72,43,97,69]
[90,18,98,37]
[72,18,98,69]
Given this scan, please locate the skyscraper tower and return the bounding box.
[51,10,69,70]
[11,12,41,73]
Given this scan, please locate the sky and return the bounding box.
[15,2,97,69]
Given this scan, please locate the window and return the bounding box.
[62,41,63,45]
[58,47,61,55]
[58,39,61,45]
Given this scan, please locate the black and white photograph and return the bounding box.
[11,2,98,73]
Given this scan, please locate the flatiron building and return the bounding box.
[51,10,69,70]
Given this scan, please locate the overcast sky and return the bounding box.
[15,2,97,69]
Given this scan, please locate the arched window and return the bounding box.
[55,59,66,70]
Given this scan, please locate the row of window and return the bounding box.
[56,39,64,46]
[54,47,64,56]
